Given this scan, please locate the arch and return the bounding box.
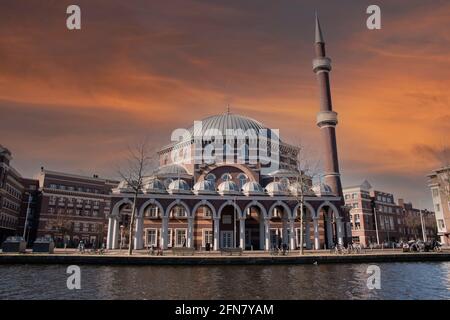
[268,201,292,220]
[111,198,133,218]
[292,202,316,220]
[242,200,268,220]
[316,201,341,219]
[216,200,242,219]
[197,163,258,183]
[205,173,216,183]
[138,198,165,218]
[191,200,217,218]
[165,199,191,218]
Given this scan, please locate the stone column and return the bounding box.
[111,218,120,249]
[305,218,311,249]
[213,218,220,250]
[106,217,114,249]
[336,217,344,245]
[326,213,333,249]
[282,217,288,246]
[239,218,245,249]
[187,217,194,248]
[264,218,270,251]
[289,219,295,250]
[313,218,320,250]
[161,216,169,250]
[134,216,144,250]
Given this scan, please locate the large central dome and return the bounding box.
[188,112,269,137]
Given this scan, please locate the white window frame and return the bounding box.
[174,228,187,247]
[167,228,173,247]
[145,228,158,247]
[202,229,213,247]
[145,205,159,218]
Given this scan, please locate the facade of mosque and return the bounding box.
[106,17,351,251]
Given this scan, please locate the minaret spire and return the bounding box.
[312,13,343,197]
[315,11,324,44]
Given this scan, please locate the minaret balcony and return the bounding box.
[312,57,332,73]
[316,111,338,127]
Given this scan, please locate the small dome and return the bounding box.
[113,180,134,194]
[242,181,265,196]
[289,182,315,196]
[154,164,190,177]
[142,178,166,194]
[265,181,288,196]
[218,180,240,195]
[312,183,334,196]
[167,179,191,194]
[193,180,216,195]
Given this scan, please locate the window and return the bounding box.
[432,188,439,198]
[436,204,440,212]
[237,174,248,189]
[352,193,357,199]
[438,219,445,229]
[172,205,187,218]
[221,173,232,182]
[175,229,187,247]
[345,194,350,200]
[205,174,216,184]
[354,214,360,229]
[145,205,159,218]
[164,228,173,247]
[146,229,158,247]
[198,206,212,218]
[164,178,173,188]
[203,229,213,247]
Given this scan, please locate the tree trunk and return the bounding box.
[128,192,138,255]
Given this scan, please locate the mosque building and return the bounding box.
[106,16,351,251]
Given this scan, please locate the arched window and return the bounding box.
[172,205,187,218]
[198,205,212,218]
[144,204,159,218]
[163,178,173,188]
[221,173,232,182]
[280,178,290,189]
[237,173,248,189]
[205,173,216,184]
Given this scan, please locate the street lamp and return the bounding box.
[22,193,33,241]
[373,207,380,246]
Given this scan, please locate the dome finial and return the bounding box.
[226,104,231,114]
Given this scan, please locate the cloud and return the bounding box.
[0,0,449,209]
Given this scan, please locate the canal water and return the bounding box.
[0,262,449,299]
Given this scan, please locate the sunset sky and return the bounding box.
[0,0,449,209]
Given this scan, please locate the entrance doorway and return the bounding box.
[221,231,233,248]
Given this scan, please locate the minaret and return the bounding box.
[312,14,343,197]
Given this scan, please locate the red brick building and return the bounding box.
[0,145,25,244]
[344,180,437,247]
[36,169,119,248]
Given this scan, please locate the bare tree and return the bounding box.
[436,143,450,203]
[117,139,155,255]
[52,214,73,249]
[294,143,321,255]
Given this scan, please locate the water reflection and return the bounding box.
[0,262,449,300]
